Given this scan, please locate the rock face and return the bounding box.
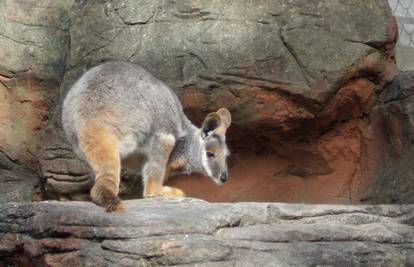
[2,2,413,265]
[0,0,73,80]
[367,70,414,203]
[36,0,402,204]
[63,0,396,129]
[0,76,50,170]
[0,0,73,169]
[0,199,413,266]
[1,0,411,204]
[0,169,38,204]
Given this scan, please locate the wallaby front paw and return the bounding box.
[144,186,185,198]
[161,186,186,198]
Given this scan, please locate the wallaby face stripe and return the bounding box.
[210,133,223,144]
[201,138,213,178]
[62,62,231,211]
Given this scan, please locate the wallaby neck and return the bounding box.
[168,125,205,176]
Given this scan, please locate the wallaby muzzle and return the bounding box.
[219,172,228,183]
[211,171,228,186]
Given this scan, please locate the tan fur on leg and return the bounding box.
[143,177,162,197]
[143,172,186,198]
[143,175,185,198]
[160,186,185,197]
[79,121,124,212]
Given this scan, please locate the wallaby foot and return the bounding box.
[159,186,186,198]
[144,183,185,198]
[91,184,125,213]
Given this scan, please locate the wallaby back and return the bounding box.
[63,61,190,158]
[62,61,232,212]
[62,62,191,211]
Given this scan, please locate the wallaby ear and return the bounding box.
[216,108,231,130]
[201,113,221,139]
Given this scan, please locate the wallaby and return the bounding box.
[62,61,231,212]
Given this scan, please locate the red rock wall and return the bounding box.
[0,75,51,170]
[166,119,369,204]
[2,0,413,204]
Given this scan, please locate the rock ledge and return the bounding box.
[0,199,413,266]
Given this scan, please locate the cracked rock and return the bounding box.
[0,199,413,266]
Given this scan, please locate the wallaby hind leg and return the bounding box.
[143,134,185,198]
[79,122,124,212]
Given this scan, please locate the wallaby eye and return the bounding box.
[206,152,215,159]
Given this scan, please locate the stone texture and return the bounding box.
[36,0,401,203]
[0,0,74,80]
[0,0,73,170]
[0,76,50,169]
[0,199,413,266]
[0,169,37,204]
[63,0,395,106]
[168,119,372,203]
[0,0,409,205]
[366,71,414,203]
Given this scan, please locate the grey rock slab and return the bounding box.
[0,0,74,80]
[0,199,413,266]
[35,0,397,200]
[63,0,393,100]
[0,169,37,204]
[369,71,414,204]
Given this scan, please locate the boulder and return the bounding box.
[0,76,50,170]
[0,0,410,204]
[367,71,414,203]
[0,0,74,80]
[0,0,73,169]
[63,0,396,124]
[0,199,413,266]
[0,169,38,204]
[36,0,401,203]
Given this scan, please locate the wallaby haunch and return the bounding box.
[62,62,231,212]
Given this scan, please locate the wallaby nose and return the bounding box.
[220,173,228,183]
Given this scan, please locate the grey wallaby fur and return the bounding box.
[62,61,231,212]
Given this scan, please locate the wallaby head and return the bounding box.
[199,108,232,185]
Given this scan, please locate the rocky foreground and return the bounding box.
[0,198,413,266]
